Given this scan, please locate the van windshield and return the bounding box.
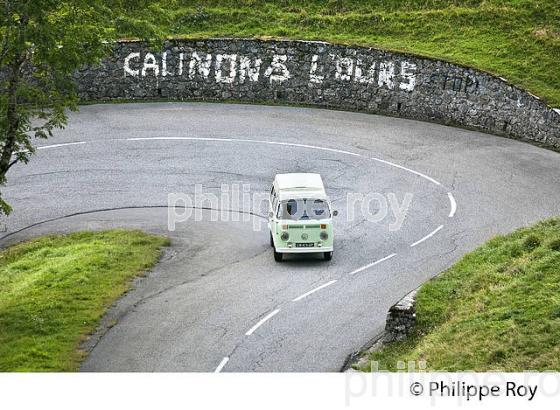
[277,199,330,220]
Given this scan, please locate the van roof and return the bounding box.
[275,173,327,201]
[275,173,324,191]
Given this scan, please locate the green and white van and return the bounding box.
[268,173,337,262]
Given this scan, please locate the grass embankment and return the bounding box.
[0,230,169,371]
[358,218,560,371]
[139,0,560,106]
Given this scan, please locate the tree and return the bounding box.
[0,0,168,215]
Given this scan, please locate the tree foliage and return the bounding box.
[0,0,169,215]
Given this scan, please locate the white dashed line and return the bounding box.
[349,253,397,276]
[36,141,87,150]
[447,193,457,217]
[410,225,444,247]
[292,280,338,302]
[214,357,229,373]
[245,309,280,336]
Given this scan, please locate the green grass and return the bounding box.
[0,230,169,371]
[133,0,560,106]
[357,217,560,371]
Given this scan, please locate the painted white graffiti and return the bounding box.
[377,61,395,89]
[189,51,212,79]
[123,52,140,77]
[331,54,354,82]
[309,54,324,84]
[263,55,291,83]
[162,51,170,77]
[122,50,417,91]
[311,54,417,91]
[124,51,288,84]
[141,53,159,77]
[178,52,184,76]
[399,61,416,92]
[239,56,262,83]
[215,54,237,84]
[354,58,376,84]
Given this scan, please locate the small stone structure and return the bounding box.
[74,38,560,148]
[344,289,418,371]
[384,290,417,342]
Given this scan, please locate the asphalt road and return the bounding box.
[2,102,559,372]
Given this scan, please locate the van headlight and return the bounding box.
[281,232,290,241]
[320,231,328,240]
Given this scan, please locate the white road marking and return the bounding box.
[128,137,361,157]
[214,357,229,373]
[245,309,280,336]
[127,137,234,142]
[125,137,443,186]
[410,225,444,247]
[349,253,397,276]
[447,192,457,217]
[36,141,87,150]
[370,156,442,186]
[292,280,338,302]
[242,139,362,158]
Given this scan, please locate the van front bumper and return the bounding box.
[275,245,333,254]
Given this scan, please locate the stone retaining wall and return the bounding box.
[345,289,417,371]
[75,39,560,148]
[385,290,417,342]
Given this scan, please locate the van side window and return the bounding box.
[271,186,278,212]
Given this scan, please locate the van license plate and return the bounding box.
[296,243,314,248]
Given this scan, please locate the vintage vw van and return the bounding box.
[268,173,337,262]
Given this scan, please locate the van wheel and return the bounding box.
[274,249,283,262]
[270,232,274,247]
[323,251,333,261]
